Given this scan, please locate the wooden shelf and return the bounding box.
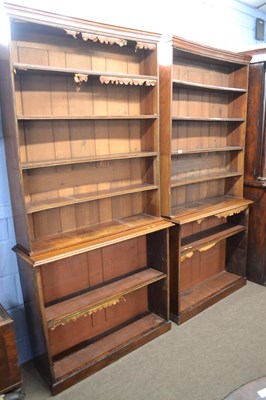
[172,117,245,123]
[17,115,157,121]
[171,171,242,188]
[46,268,166,329]
[171,146,243,155]
[170,196,252,224]
[178,271,246,323]
[13,62,158,82]
[181,222,246,256]
[53,313,170,382]
[25,214,170,259]
[172,79,247,93]
[26,183,158,213]
[22,152,157,170]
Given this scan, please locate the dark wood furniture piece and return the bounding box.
[0,4,172,394]
[240,48,266,286]
[0,304,22,395]
[159,36,252,324]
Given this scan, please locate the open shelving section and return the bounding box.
[15,224,171,394]
[0,4,172,394]
[6,11,164,256]
[159,35,252,324]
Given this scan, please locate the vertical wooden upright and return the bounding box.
[159,36,252,324]
[240,47,266,285]
[0,4,172,394]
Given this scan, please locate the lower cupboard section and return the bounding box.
[169,208,249,324]
[15,227,171,394]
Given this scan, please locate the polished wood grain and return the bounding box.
[239,50,266,285]
[0,305,22,394]
[244,186,266,285]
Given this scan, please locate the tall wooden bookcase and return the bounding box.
[0,4,172,394]
[159,36,252,324]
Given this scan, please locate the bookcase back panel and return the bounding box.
[11,21,156,76]
[172,52,247,89]
[19,120,156,164]
[41,236,147,303]
[179,240,226,291]
[29,192,156,241]
[15,74,153,117]
[23,158,155,197]
[180,216,226,239]
[171,181,244,218]
[49,288,148,356]
[171,152,239,179]
[171,121,244,151]
[172,89,244,119]
[171,180,225,208]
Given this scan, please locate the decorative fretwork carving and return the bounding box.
[196,218,205,225]
[65,29,80,38]
[215,205,248,219]
[81,32,127,47]
[135,42,156,51]
[198,241,217,253]
[74,73,89,91]
[181,241,217,262]
[99,75,156,86]
[180,251,194,262]
[49,295,126,330]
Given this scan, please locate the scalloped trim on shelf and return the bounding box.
[196,218,205,224]
[74,73,89,92]
[215,205,248,219]
[74,73,89,83]
[180,251,193,262]
[65,29,80,38]
[81,32,127,47]
[135,42,156,51]
[99,75,156,86]
[181,241,217,262]
[49,295,126,330]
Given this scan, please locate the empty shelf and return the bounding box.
[171,171,242,187]
[172,79,247,93]
[26,184,158,213]
[181,222,246,255]
[53,313,170,381]
[22,151,157,170]
[46,269,167,330]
